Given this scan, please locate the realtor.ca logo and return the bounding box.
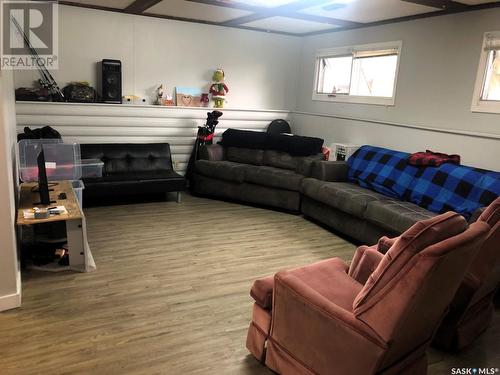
[1,0,58,69]
[451,368,499,375]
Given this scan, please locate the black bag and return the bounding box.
[63,82,97,103]
[15,87,50,102]
[17,126,62,141]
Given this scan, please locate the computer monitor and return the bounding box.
[34,148,54,205]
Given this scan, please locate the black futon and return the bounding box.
[81,143,186,203]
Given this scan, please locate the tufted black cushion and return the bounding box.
[81,143,173,175]
[80,143,186,199]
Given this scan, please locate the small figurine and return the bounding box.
[155,84,165,105]
[200,93,209,107]
[209,69,229,108]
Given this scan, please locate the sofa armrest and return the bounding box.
[269,273,386,374]
[349,246,384,285]
[310,161,349,182]
[199,144,225,161]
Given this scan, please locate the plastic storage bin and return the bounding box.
[18,139,82,182]
[81,159,104,178]
[72,180,84,208]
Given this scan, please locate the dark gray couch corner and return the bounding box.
[191,144,323,212]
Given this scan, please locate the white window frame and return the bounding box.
[312,40,402,106]
[471,31,500,114]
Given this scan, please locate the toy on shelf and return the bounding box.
[200,93,209,107]
[155,84,175,106]
[209,69,229,108]
[155,84,165,105]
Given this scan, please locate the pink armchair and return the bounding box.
[246,212,490,374]
[432,197,500,350]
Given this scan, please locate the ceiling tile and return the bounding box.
[243,16,339,34]
[299,0,441,23]
[63,0,136,9]
[229,0,296,7]
[147,0,252,22]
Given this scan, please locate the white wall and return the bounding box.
[292,8,500,171]
[14,5,301,110]
[0,68,21,311]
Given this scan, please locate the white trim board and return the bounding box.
[0,292,21,312]
[293,111,500,141]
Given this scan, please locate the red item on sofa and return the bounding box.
[321,146,331,161]
[408,150,460,167]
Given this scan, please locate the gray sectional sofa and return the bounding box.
[192,144,323,212]
[192,135,498,246]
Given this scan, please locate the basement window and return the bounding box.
[471,32,500,114]
[312,41,402,106]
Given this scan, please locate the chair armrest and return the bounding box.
[377,236,397,254]
[349,246,384,285]
[199,144,225,161]
[270,273,386,374]
[310,161,349,182]
[250,275,274,310]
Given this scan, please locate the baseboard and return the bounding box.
[0,292,21,312]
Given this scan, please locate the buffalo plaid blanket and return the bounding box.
[408,150,460,167]
[348,145,500,218]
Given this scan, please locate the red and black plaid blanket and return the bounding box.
[408,150,460,167]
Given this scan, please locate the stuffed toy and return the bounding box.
[209,69,229,108]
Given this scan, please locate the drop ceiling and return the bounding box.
[59,0,500,36]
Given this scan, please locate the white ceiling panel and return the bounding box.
[229,0,296,7]
[299,0,441,23]
[147,0,252,22]
[63,0,135,9]
[454,0,499,4]
[243,16,339,34]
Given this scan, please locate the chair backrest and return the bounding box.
[352,212,489,369]
[465,197,500,306]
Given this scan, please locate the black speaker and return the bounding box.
[99,59,122,104]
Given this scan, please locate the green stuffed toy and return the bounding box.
[209,69,229,108]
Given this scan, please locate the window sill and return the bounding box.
[311,93,395,106]
[471,100,500,114]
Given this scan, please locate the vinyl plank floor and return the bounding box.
[0,194,498,374]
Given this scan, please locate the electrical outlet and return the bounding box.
[173,160,179,170]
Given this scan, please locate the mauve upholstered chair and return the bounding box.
[246,212,490,374]
[432,197,500,350]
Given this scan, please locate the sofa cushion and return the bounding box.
[84,170,184,183]
[301,179,390,217]
[81,143,174,175]
[364,199,438,234]
[195,160,245,183]
[243,165,304,192]
[220,129,268,149]
[263,150,298,170]
[226,147,264,166]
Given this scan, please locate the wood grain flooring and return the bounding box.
[1,194,498,374]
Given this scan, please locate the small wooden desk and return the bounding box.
[17,181,96,273]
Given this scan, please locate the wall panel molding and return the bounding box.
[15,102,291,174]
[293,111,500,141]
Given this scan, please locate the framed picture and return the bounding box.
[175,87,202,107]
